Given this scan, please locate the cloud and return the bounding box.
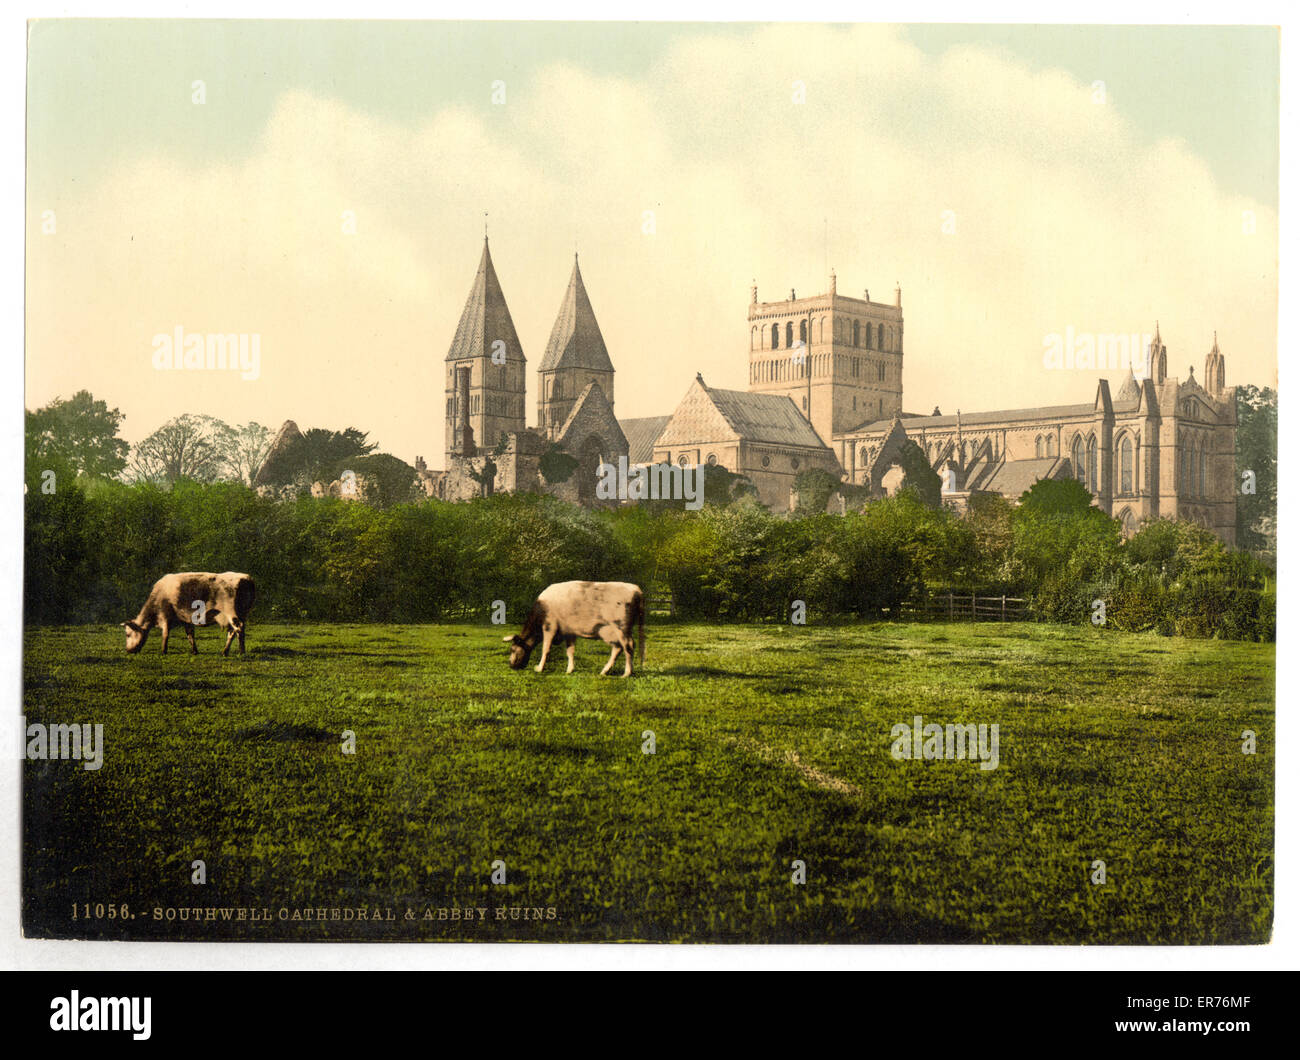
[26,24,1276,463]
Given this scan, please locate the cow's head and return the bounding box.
[121,620,148,654]
[502,634,533,670]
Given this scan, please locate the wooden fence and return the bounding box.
[898,593,1031,623]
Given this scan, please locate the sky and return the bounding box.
[25,21,1279,466]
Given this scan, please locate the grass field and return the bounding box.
[22,620,1273,943]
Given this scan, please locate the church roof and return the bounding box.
[843,403,1096,435]
[540,256,614,373]
[555,381,629,455]
[981,457,1070,498]
[705,385,830,449]
[445,238,525,363]
[619,415,672,464]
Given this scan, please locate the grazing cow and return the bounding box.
[504,581,645,677]
[122,572,255,656]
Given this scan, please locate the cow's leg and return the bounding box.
[534,626,557,673]
[600,644,621,676]
[160,622,170,654]
[222,623,237,657]
[621,633,634,677]
[237,620,246,654]
[185,623,198,654]
[564,637,577,674]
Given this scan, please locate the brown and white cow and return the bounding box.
[122,572,256,656]
[504,581,645,677]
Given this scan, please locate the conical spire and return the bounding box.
[1118,366,1140,401]
[445,237,525,363]
[540,255,614,372]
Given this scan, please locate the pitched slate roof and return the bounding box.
[445,238,525,363]
[981,457,1069,498]
[619,415,671,464]
[705,385,830,449]
[540,255,614,373]
[844,403,1096,435]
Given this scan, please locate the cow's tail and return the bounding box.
[637,590,646,668]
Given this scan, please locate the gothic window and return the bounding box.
[877,323,884,349]
[1047,436,1056,457]
[853,320,860,347]
[864,323,873,350]
[1086,435,1098,492]
[1035,435,1043,458]
[800,319,807,345]
[786,322,794,348]
[877,361,885,382]
[1120,436,1133,494]
[1071,436,1083,482]
[771,323,779,350]
[1119,508,1136,535]
[1198,441,1207,497]
[860,447,869,464]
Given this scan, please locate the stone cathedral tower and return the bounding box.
[537,254,616,437]
[444,237,527,460]
[746,271,905,445]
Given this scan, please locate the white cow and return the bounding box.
[504,581,645,677]
[122,572,255,656]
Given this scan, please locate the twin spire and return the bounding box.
[444,238,612,375]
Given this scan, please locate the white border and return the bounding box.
[4,0,1293,973]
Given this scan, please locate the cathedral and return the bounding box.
[422,238,1238,546]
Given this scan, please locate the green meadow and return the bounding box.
[22,620,1273,943]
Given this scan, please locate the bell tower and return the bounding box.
[537,254,616,437]
[747,274,904,444]
[444,237,527,461]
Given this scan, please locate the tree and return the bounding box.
[896,440,941,508]
[792,468,840,515]
[255,426,377,494]
[25,390,129,480]
[1236,384,1276,558]
[218,421,272,486]
[129,414,231,484]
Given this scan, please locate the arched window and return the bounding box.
[1198,441,1207,497]
[1071,436,1083,482]
[819,317,826,343]
[799,319,807,345]
[1086,435,1098,493]
[1035,435,1043,458]
[785,322,794,349]
[877,361,885,382]
[1046,436,1056,457]
[1120,436,1133,494]
[877,323,884,349]
[864,323,873,350]
[1120,508,1136,536]
[770,323,779,350]
[751,326,757,351]
[853,321,860,347]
